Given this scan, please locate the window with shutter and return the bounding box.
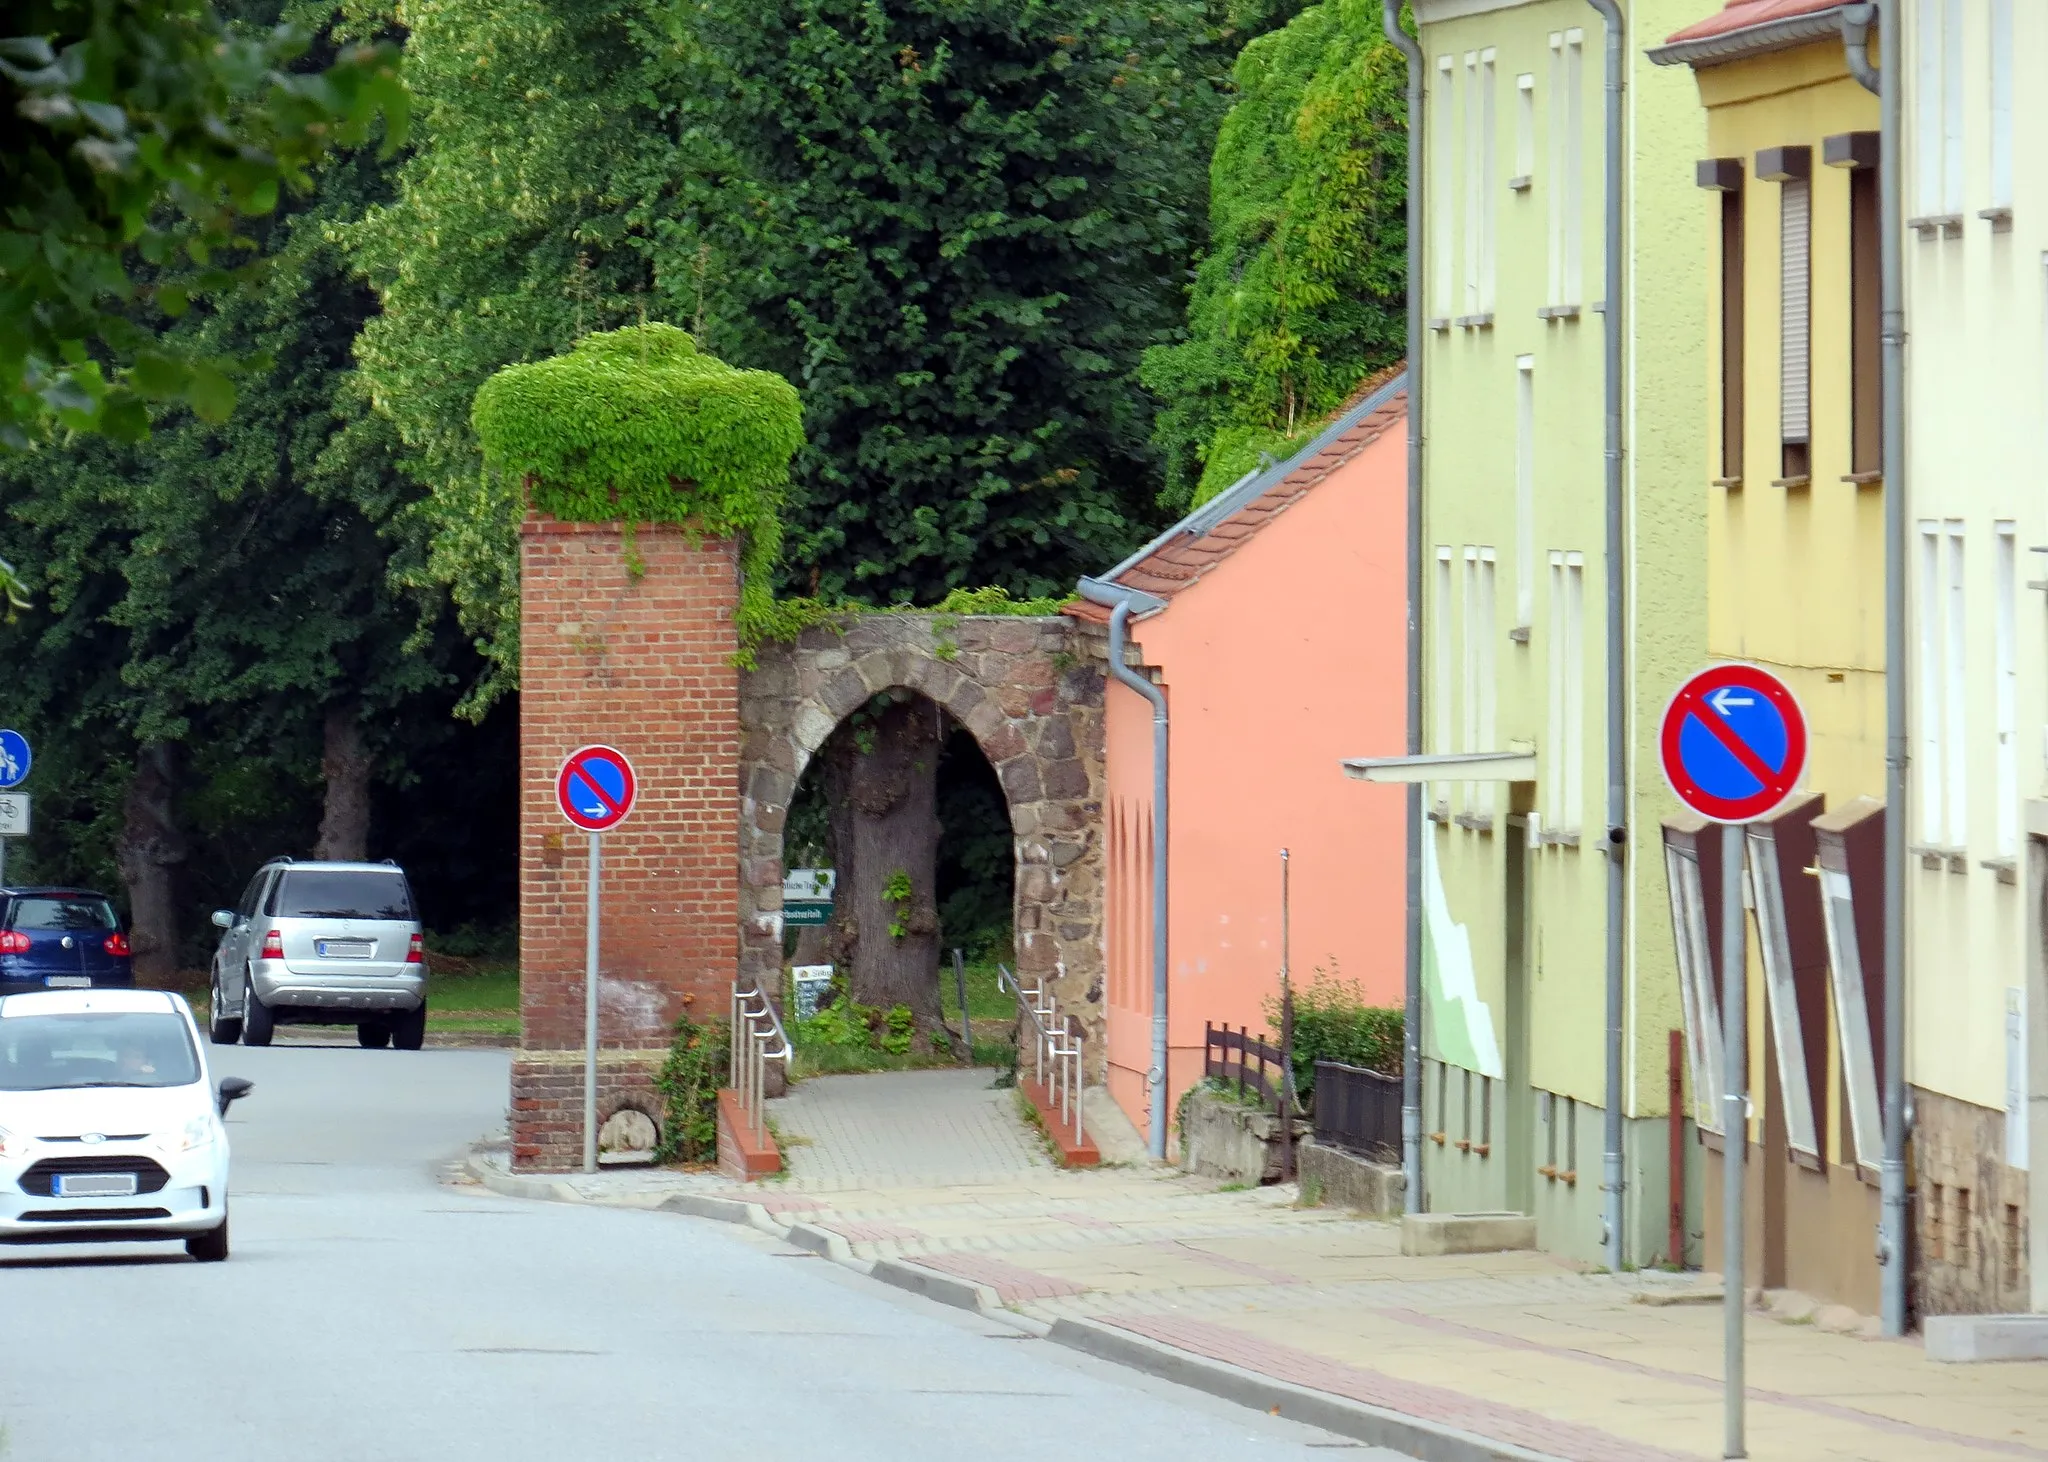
[1780,177,1811,479]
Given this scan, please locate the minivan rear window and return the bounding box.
[270,870,414,921]
[9,897,118,932]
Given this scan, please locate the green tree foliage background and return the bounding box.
[1141,0,1406,511]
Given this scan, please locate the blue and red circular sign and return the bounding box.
[1659,664,1807,824]
[556,745,638,832]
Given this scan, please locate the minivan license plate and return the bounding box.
[43,975,90,988]
[56,1173,137,1198]
[317,940,373,958]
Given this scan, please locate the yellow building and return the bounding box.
[1650,0,1885,1310]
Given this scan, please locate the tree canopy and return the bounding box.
[2,0,405,445]
[1140,0,1406,510]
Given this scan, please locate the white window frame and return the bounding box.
[1516,357,1535,627]
[1747,824,1820,1163]
[1664,841,1725,1134]
[1545,552,1566,823]
[1562,553,1585,833]
[1462,545,1480,811]
[1464,52,1482,316]
[1990,0,2014,210]
[1562,29,1584,304]
[1997,522,2018,856]
[1820,867,1884,1169]
[1479,50,1497,312]
[1434,546,1454,817]
[1515,73,1535,183]
[1435,57,1457,319]
[1941,0,1963,216]
[1546,33,1565,305]
[1945,520,1968,847]
[1917,520,1946,842]
[1478,549,1499,820]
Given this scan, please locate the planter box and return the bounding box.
[1180,1086,1307,1186]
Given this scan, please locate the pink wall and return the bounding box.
[1102,419,1408,1141]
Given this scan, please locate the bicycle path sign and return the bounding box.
[1658,663,1807,825]
[556,744,638,832]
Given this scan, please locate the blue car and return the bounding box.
[0,887,136,996]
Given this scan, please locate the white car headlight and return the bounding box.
[0,1126,27,1160]
[156,1115,216,1155]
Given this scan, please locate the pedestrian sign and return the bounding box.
[1659,664,1807,824]
[0,729,29,790]
[556,745,638,832]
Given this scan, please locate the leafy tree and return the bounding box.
[2,0,405,445]
[0,136,465,979]
[1141,0,1406,510]
[681,0,1222,604]
[340,0,682,711]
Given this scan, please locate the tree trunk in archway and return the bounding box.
[823,693,945,1038]
[313,702,373,862]
[115,741,186,987]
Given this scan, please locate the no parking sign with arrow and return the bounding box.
[556,743,639,1176]
[1659,662,1806,824]
[1657,661,1806,1459]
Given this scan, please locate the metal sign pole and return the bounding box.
[583,830,602,1175]
[1720,825,1747,1459]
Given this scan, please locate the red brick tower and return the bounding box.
[510,517,741,1170]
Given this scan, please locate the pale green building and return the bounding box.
[1397,0,1710,1265]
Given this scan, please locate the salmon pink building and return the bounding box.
[1071,371,1409,1143]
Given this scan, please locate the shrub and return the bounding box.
[1266,966,1401,1102]
[653,1012,730,1163]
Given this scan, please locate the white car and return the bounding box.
[0,988,250,1260]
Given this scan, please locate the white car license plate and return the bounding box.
[43,975,91,988]
[56,1173,138,1198]
[317,940,374,959]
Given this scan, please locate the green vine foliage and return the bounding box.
[471,323,804,656]
[653,1011,730,1164]
[1141,0,1408,512]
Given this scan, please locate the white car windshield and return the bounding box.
[0,1011,202,1091]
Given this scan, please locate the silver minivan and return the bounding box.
[207,860,428,1050]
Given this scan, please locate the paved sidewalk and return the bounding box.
[466,1072,2048,1462]
[772,1069,1051,1190]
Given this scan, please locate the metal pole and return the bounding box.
[1381,0,1426,1222]
[1874,0,1910,1342]
[583,831,602,1175]
[1719,827,1746,1459]
[1279,849,1296,1183]
[1586,0,1629,1280]
[953,947,971,1060]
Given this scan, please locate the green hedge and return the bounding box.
[1267,968,1401,1102]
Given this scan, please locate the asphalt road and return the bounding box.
[0,1045,1409,1462]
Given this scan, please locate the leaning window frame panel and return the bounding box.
[1745,794,1831,1168]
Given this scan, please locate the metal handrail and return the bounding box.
[729,980,793,1149]
[997,963,1083,1147]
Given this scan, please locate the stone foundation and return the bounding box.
[1180,1086,1305,1186]
[1914,1085,2030,1316]
[509,1050,669,1171]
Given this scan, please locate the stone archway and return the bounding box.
[738,612,1106,1057]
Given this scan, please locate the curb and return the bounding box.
[462,1146,1560,1460]
[1044,1318,1566,1462]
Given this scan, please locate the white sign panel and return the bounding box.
[784,868,836,900]
[0,793,28,838]
[792,964,835,1020]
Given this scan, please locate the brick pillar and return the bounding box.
[512,516,740,1170]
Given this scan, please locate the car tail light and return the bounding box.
[0,931,28,955]
[261,929,284,960]
[406,933,425,964]
[103,932,131,957]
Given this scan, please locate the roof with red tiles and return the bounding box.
[1067,367,1407,624]
[1657,0,1853,60]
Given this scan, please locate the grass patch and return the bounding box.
[938,958,1016,1025]
[790,1038,1014,1080]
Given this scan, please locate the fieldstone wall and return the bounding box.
[738,613,1107,1065]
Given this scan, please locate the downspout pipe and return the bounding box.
[1585,0,1627,1276]
[1078,575,1171,1158]
[1840,0,1908,1340]
[1382,0,1425,1217]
